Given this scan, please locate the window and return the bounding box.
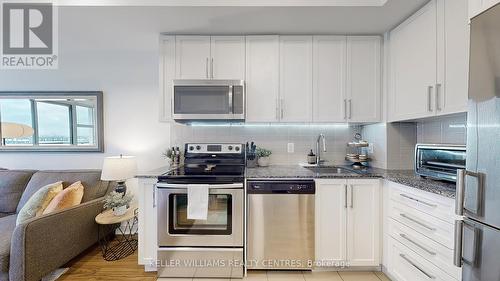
[0,92,103,152]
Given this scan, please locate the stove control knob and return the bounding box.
[228,146,233,151]
[189,146,194,151]
[196,145,201,150]
[235,146,240,151]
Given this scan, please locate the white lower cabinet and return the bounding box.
[315,179,380,268]
[383,181,461,281]
[137,178,157,271]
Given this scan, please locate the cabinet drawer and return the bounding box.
[387,236,456,281]
[389,219,461,280]
[390,200,454,249]
[389,181,455,224]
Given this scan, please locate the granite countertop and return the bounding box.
[246,165,457,199]
[137,164,457,199]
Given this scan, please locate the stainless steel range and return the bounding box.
[156,143,245,279]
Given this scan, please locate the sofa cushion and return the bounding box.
[16,182,63,225]
[42,181,84,215]
[0,170,36,213]
[16,170,111,213]
[0,215,17,275]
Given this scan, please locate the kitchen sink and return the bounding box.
[305,166,356,175]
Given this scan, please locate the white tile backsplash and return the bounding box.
[416,113,467,145]
[171,123,360,165]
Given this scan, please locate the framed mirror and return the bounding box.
[0,91,104,152]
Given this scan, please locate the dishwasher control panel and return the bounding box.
[247,180,315,194]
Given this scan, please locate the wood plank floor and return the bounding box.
[59,244,391,281]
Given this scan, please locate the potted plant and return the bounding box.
[162,148,175,166]
[104,191,133,216]
[256,147,272,167]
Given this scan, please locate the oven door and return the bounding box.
[172,80,245,120]
[157,183,243,247]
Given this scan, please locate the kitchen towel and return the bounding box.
[187,184,209,220]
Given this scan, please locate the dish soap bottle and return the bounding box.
[307,149,316,164]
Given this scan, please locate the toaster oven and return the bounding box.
[415,144,466,182]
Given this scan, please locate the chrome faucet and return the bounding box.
[316,134,327,166]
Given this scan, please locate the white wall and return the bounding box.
[0,7,171,171]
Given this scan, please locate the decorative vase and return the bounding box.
[258,157,270,167]
[112,205,128,216]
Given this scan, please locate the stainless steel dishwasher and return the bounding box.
[247,179,315,270]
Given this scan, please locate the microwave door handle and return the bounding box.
[228,85,233,114]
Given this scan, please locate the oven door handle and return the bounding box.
[156,183,244,189]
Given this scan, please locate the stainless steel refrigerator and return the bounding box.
[455,3,500,281]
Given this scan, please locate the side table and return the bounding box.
[95,204,138,261]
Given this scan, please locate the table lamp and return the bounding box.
[0,122,34,145]
[101,155,137,195]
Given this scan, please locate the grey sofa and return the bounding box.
[0,170,114,281]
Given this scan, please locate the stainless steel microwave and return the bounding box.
[172,79,245,121]
[415,144,466,182]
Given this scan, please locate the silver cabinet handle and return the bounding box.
[206,58,209,79]
[400,213,436,231]
[280,98,284,119]
[153,184,157,208]
[427,85,433,112]
[350,184,354,208]
[344,184,348,208]
[400,254,436,279]
[211,58,214,79]
[275,98,280,121]
[456,169,466,216]
[400,193,437,207]
[348,99,352,119]
[454,220,463,267]
[228,85,233,113]
[435,83,441,111]
[399,233,436,256]
[343,99,347,120]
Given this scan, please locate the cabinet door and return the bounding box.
[138,179,158,270]
[312,36,346,122]
[210,36,245,79]
[160,36,175,122]
[389,0,437,121]
[315,179,347,265]
[347,179,380,266]
[175,36,211,79]
[346,36,381,122]
[279,36,313,122]
[436,0,469,115]
[245,36,280,122]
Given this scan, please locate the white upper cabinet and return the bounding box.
[389,0,438,121]
[175,36,211,79]
[346,36,381,123]
[245,36,280,122]
[160,36,176,122]
[469,0,500,19]
[437,0,469,115]
[175,36,245,80]
[389,0,468,122]
[312,36,347,123]
[279,36,313,122]
[210,36,246,79]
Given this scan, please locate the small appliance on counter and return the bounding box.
[156,143,245,279]
[414,144,466,182]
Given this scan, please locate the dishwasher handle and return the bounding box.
[247,180,315,194]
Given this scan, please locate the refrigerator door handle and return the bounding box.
[456,169,466,215]
[454,220,463,267]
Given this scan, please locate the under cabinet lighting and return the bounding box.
[187,122,350,128]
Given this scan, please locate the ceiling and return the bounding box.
[63,0,430,35]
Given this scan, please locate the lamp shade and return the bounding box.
[101,155,137,181]
[1,122,34,138]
